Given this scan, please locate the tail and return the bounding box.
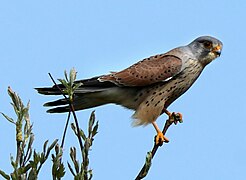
[35,76,118,113]
[42,92,111,113]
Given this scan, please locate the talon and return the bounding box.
[170,112,183,124]
[155,131,169,146]
[163,108,183,124]
[174,112,183,124]
[177,112,182,120]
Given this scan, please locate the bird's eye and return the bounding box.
[203,41,212,49]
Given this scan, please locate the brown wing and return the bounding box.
[99,54,182,86]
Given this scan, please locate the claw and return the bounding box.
[162,108,183,124]
[152,110,183,146]
[155,131,169,146]
[170,112,183,125]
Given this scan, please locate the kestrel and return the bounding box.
[36,36,223,144]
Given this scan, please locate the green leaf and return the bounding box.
[46,139,58,158]
[139,151,152,178]
[64,70,69,82]
[0,169,10,180]
[10,156,17,169]
[67,162,75,176]
[69,147,80,174]
[88,169,93,180]
[55,143,60,155]
[69,147,76,163]
[69,68,76,86]
[25,149,33,165]
[92,121,99,137]
[52,149,65,179]
[40,153,45,164]
[22,164,32,173]
[88,111,95,137]
[43,140,48,156]
[27,168,37,180]
[58,79,69,89]
[1,113,15,124]
[33,151,40,164]
[73,83,83,90]
[8,87,19,108]
[74,160,80,174]
[71,123,77,135]
[79,129,87,141]
[25,134,34,163]
[56,163,66,178]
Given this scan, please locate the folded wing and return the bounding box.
[99,54,182,86]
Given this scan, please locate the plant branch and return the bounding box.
[48,73,84,154]
[61,111,71,149]
[135,113,182,180]
[1,87,59,179]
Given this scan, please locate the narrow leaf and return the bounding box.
[0,170,10,180]
[1,113,15,124]
[43,140,49,155]
[71,123,77,135]
[69,68,76,85]
[79,129,87,141]
[45,139,58,159]
[92,121,99,137]
[67,162,75,176]
[64,70,69,82]
[88,111,95,137]
[139,151,152,178]
[58,79,69,89]
[88,169,93,180]
[73,83,83,90]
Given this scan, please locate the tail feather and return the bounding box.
[35,75,117,95]
[36,76,139,113]
[44,93,110,113]
[47,106,70,113]
[35,87,61,95]
[44,98,68,107]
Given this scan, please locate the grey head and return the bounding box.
[188,36,223,66]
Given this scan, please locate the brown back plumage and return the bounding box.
[99,54,182,86]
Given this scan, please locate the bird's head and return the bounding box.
[188,36,223,66]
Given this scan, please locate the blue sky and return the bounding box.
[0,0,245,179]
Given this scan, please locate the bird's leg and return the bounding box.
[152,108,183,146]
[152,121,169,145]
[153,109,183,146]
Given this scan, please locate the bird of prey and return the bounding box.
[36,36,223,144]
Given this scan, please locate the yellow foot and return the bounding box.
[170,112,183,125]
[163,108,183,124]
[155,131,169,146]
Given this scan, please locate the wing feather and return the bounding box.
[99,54,182,86]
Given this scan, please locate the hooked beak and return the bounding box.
[212,45,222,57]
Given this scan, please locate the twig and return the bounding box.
[61,111,71,148]
[135,120,173,180]
[1,87,60,179]
[135,113,182,180]
[48,73,84,154]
